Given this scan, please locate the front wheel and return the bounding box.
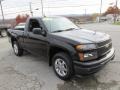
[13,41,23,56]
[52,52,74,80]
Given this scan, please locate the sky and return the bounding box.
[0,0,120,19]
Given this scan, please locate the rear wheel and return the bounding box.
[52,52,74,80]
[13,41,23,56]
[1,30,7,37]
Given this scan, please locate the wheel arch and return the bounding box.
[49,46,72,66]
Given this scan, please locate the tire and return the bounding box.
[52,52,74,80]
[1,30,7,37]
[13,41,23,56]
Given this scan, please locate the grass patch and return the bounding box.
[113,22,120,25]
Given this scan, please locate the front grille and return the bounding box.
[97,39,112,57]
[97,39,111,47]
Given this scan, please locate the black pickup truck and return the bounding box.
[8,17,115,80]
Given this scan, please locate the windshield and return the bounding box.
[42,17,79,32]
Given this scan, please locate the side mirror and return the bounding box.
[33,28,46,36]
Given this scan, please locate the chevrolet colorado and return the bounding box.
[7,17,115,80]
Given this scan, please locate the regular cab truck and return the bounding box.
[7,17,115,80]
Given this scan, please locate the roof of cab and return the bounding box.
[29,16,65,19]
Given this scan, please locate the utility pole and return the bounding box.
[84,9,87,23]
[0,0,5,24]
[84,9,87,16]
[41,0,44,17]
[115,0,118,10]
[114,0,118,23]
[99,0,103,22]
[29,2,33,16]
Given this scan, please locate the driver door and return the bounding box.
[24,19,48,57]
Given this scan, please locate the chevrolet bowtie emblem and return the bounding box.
[105,44,109,48]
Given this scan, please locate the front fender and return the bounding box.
[49,38,79,60]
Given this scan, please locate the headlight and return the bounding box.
[75,44,97,61]
[76,44,96,51]
[78,51,98,61]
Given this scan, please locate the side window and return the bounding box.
[29,19,41,32]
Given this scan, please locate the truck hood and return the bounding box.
[51,29,110,44]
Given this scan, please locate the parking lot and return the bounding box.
[0,23,120,90]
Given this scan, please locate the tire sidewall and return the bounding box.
[13,41,23,56]
[52,53,73,80]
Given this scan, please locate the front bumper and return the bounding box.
[73,48,115,75]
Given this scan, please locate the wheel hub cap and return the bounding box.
[55,58,67,77]
[13,44,18,54]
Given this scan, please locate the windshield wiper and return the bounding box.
[65,28,77,31]
[65,28,75,31]
[52,30,64,33]
[52,28,78,33]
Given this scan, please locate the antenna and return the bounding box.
[0,0,5,24]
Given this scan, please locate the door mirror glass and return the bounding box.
[33,28,46,36]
